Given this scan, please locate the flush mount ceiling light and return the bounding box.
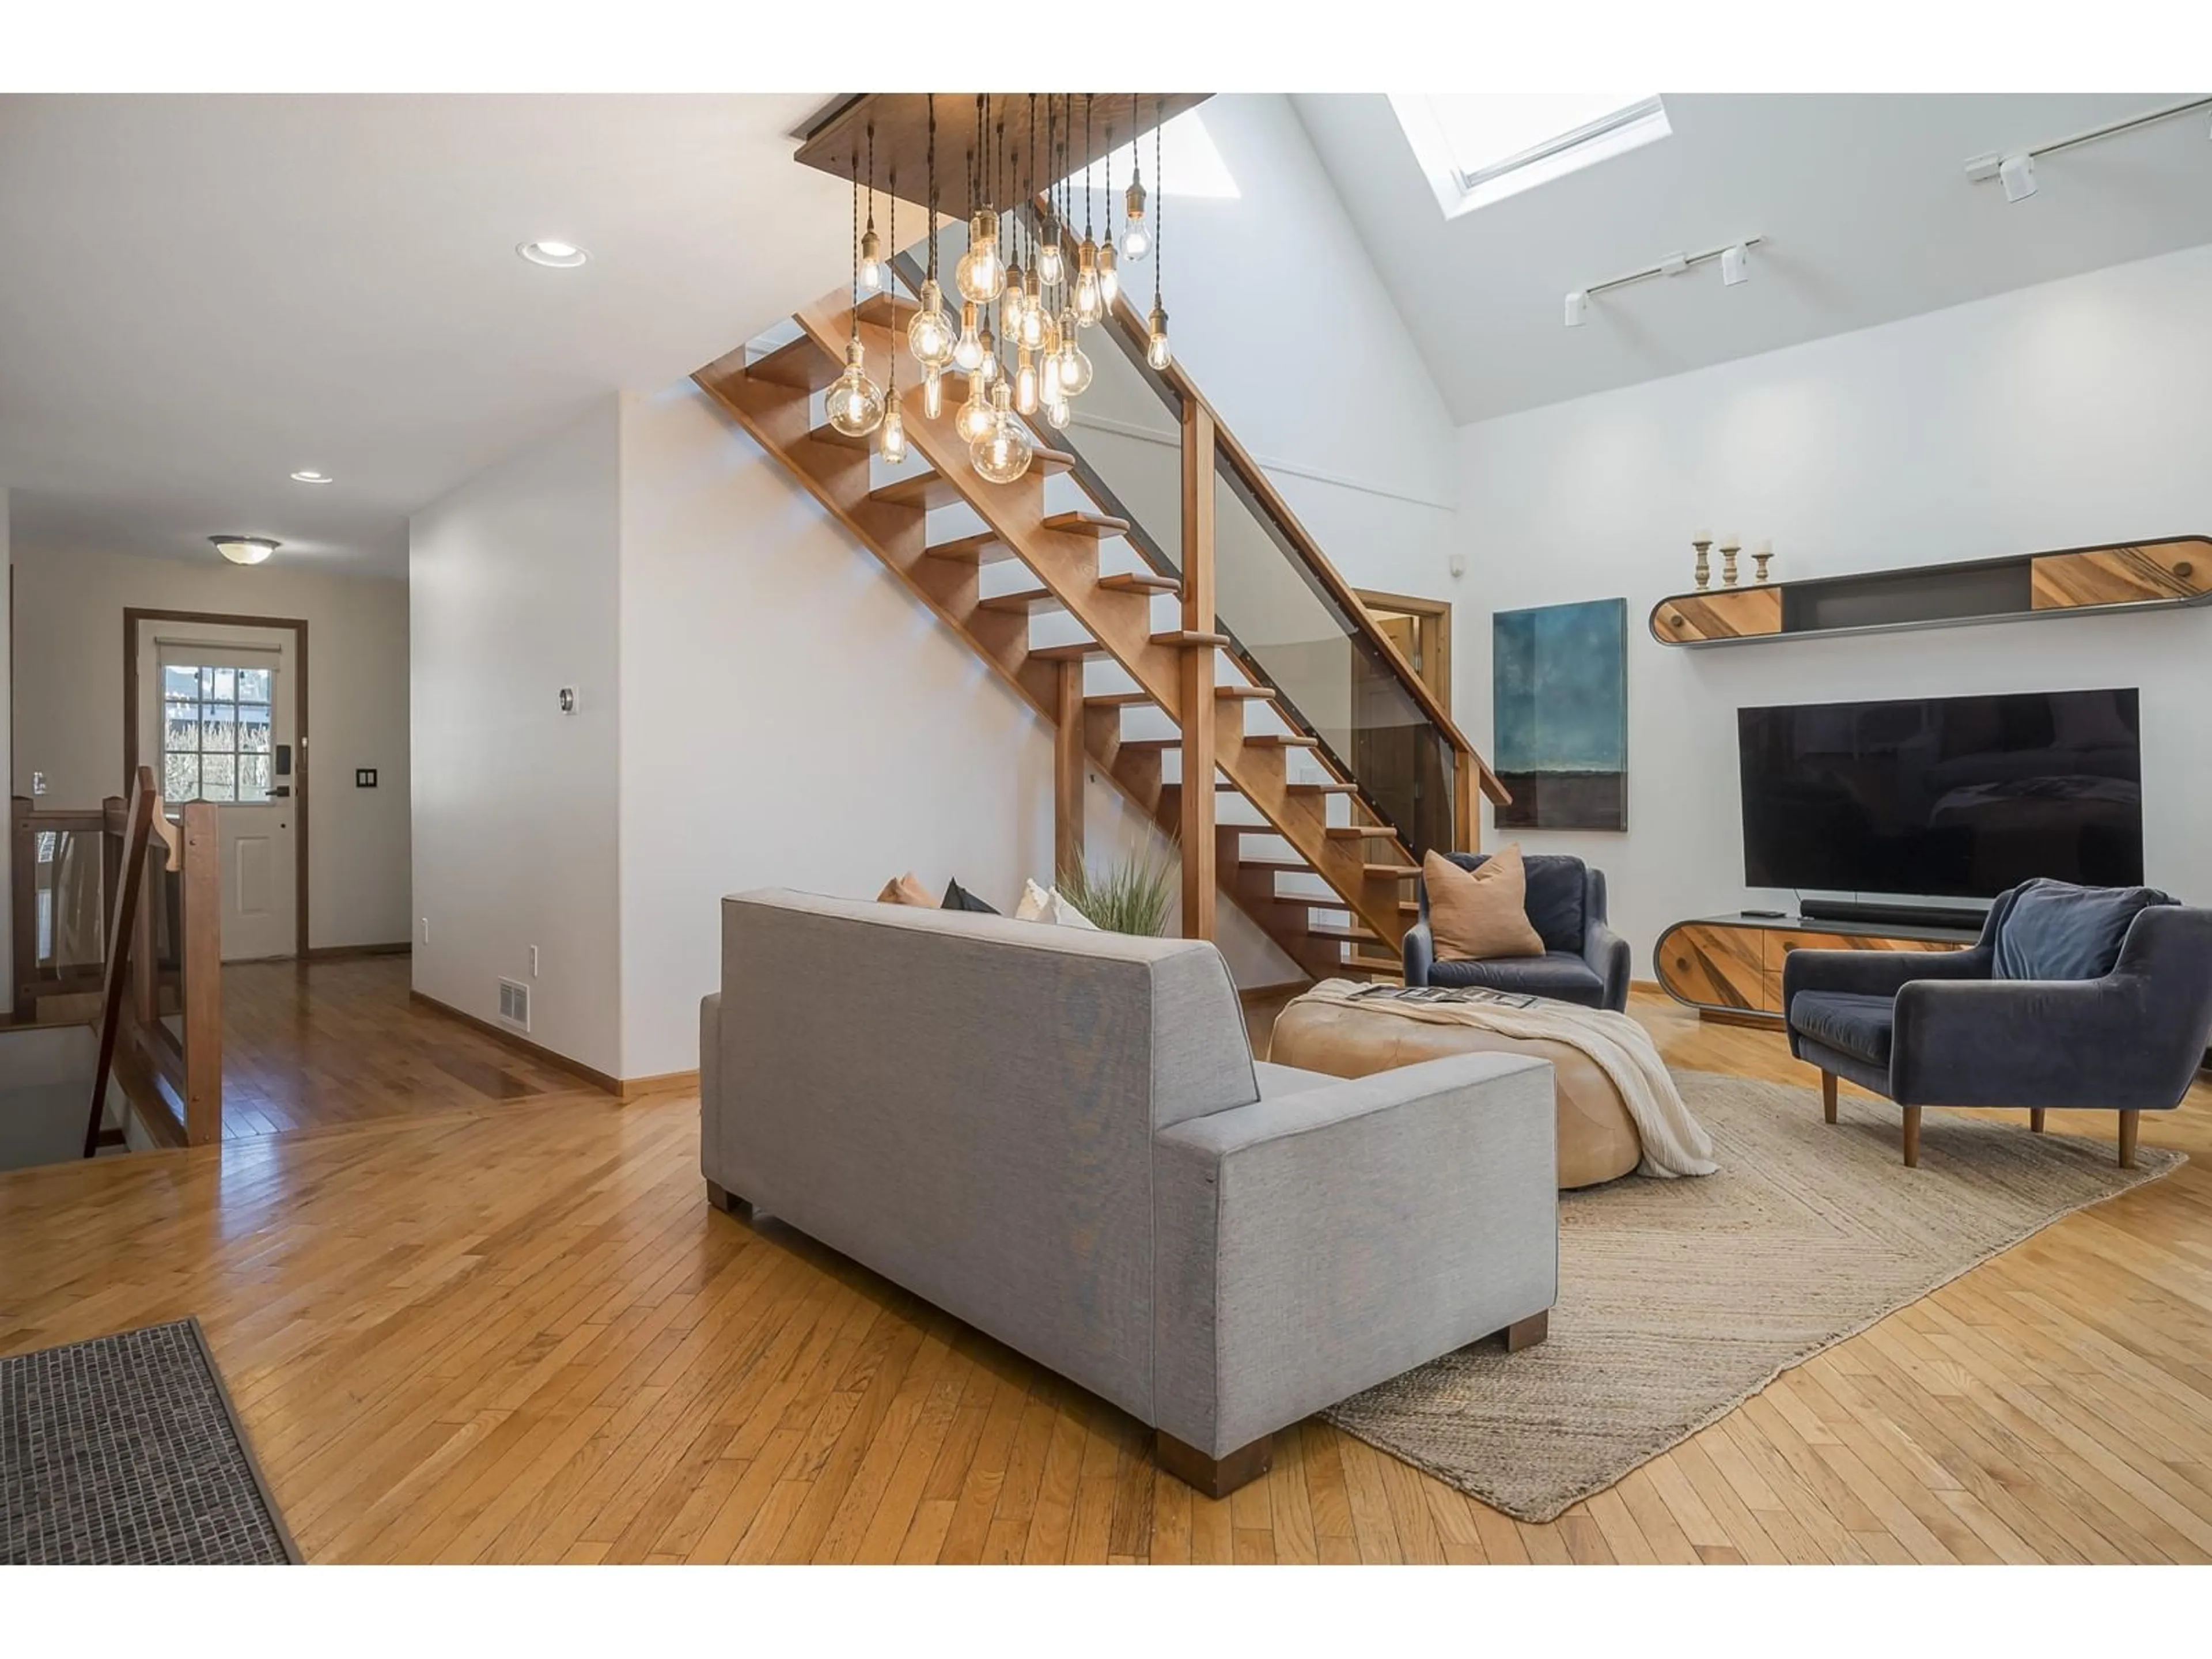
[210,535,279,566]
[1965,94,2212,202]
[1562,236,1763,328]
[517,239,589,268]
[289,469,332,484]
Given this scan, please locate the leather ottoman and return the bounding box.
[1268,997,1642,1190]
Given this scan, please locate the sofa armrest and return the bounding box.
[1402,921,1435,986]
[1152,1051,1557,1459]
[1583,919,1631,1012]
[1783,942,1992,1013]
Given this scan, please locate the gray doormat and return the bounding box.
[2,1317,300,1563]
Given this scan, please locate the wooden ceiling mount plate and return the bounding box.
[795,94,1212,220]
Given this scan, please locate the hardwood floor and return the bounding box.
[3,970,2210,1563]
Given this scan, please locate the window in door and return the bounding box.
[161,662,275,804]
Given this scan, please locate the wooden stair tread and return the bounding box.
[1115,736,1180,751]
[923,530,1012,563]
[1097,571,1181,596]
[870,469,968,510]
[1244,733,1320,748]
[1152,630,1231,647]
[1214,684,1277,700]
[977,586,1063,614]
[1027,641,1107,662]
[853,292,919,328]
[1326,825,1404,841]
[1084,690,1154,707]
[1041,510,1130,539]
[806,422,873,452]
[1287,781,1357,795]
[746,335,836,391]
[1027,447,1077,477]
[1241,857,1314,873]
[1362,863,1421,880]
[1345,951,1403,974]
[1306,922,1381,942]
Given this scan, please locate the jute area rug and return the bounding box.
[1323,1070,2184,1524]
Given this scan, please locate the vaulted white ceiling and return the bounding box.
[1291,93,2212,425]
[0,94,847,578]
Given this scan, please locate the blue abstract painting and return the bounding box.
[1491,597,1627,830]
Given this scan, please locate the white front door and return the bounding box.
[137,626,301,961]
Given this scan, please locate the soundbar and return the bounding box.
[1797,896,1988,933]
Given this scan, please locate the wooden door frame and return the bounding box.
[123,608,310,960]
[1357,589,1453,714]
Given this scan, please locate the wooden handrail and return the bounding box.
[81,768,222,1156]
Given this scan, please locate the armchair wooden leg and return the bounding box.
[2118,1110,2139,1169]
[1502,1310,1549,1353]
[2030,1108,2047,1134]
[1155,1430,1272,1499]
[1901,1106,1922,1168]
[705,1179,753,1219]
[1820,1071,1838,1126]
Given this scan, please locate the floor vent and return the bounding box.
[497,978,531,1032]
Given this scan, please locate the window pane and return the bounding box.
[165,700,200,754]
[238,755,272,802]
[163,666,199,699]
[202,706,236,753]
[211,666,236,700]
[237,668,272,702]
[199,666,218,696]
[239,708,272,752]
[201,753,236,801]
[164,753,199,801]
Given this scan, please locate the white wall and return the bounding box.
[613,384,1293,1078]
[9,543,410,949]
[410,397,622,1075]
[1456,241,2212,970]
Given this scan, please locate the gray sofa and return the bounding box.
[699,889,1559,1497]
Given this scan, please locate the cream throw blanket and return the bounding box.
[1296,980,1719,1179]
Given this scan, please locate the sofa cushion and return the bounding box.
[1427,950,1605,1006]
[1434,851,1587,953]
[941,877,1000,915]
[1787,990,1896,1069]
[1425,846,1544,962]
[1994,877,2172,982]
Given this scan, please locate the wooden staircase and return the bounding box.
[694,289,1505,984]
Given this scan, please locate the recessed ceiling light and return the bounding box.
[290,469,333,484]
[518,240,589,268]
[210,535,279,566]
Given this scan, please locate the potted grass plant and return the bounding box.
[1058,839,1180,937]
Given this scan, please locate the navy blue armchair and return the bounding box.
[1403,852,1631,1012]
[1784,880,2212,1168]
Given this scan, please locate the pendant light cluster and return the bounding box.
[831,93,1171,487]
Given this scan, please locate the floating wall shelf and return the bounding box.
[1649,535,2212,647]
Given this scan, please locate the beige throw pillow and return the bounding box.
[1425,846,1544,961]
[877,872,940,908]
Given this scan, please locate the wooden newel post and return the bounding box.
[1454,745,1478,855]
[177,800,223,1146]
[1054,660,1086,882]
[1179,400,1218,942]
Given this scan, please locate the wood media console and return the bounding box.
[1654,912,1980,1024]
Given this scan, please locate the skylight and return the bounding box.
[1392,94,1671,218]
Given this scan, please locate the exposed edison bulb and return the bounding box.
[922,368,944,421]
[1014,346,1039,416]
[823,339,884,437]
[1072,240,1103,326]
[971,386,1033,485]
[1122,179,1150,261]
[1001,263,1027,340]
[1145,305,1172,372]
[908,279,956,370]
[1057,336,1093,398]
[955,378,995,444]
[1045,395,1071,431]
[858,225,882,293]
[1097,241,1119,307]
[1018,293,1045,350]
[1040,349,1063,407]
[952,301,984,373]
[954,211,1004,304]
[976,327,998,385]
[877,403,906,464]
[1036,229,1065,286]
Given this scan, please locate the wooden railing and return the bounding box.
[12,799,118,1021]
[81,767,223,1154]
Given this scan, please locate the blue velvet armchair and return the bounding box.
[1403,852,1631,1012]
[1783,880,2212,1168]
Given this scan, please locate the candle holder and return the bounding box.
[1719,537,1741,587]
[1753,544,1774,584]
[1691,537,1713,592]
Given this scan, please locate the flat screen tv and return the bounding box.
[1737,688,2143,899]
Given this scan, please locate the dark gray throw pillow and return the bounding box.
[1994,877,2173,982]
[941,878,999,915]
